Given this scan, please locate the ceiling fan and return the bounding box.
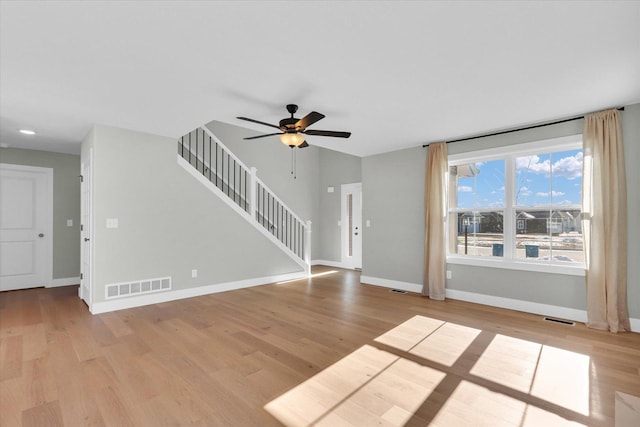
[237,104,351,148]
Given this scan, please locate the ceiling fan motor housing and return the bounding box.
[279,117,299,132]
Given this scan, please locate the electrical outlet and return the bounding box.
[446,270,452,279]
[191,269,198,278]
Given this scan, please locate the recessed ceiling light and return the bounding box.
[19,129,36,135]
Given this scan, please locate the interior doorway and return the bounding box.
[341,182,362,270]
[80,148,93,307]
[0,163,53,291]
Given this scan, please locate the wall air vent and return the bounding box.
[105,276,171,299]
[390,289,408,294]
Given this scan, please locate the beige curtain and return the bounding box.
[582,109,629,332]
[423,142,447,300]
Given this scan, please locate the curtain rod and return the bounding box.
[422,106,625,147]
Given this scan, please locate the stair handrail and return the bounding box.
[200,126,251,175]
[180,128,250,201]
[198,126,308,231]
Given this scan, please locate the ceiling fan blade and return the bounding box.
[295,111,325,130]
[303,129,351,138]
[298,141,309,148]
[243,132,283,140]
[237,116,282,130]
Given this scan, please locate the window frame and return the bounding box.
[446,134,585,276]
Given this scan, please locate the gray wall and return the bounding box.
[362,103,640,318]
[86,125,302,304]
[0,147,81,280]
[317,148,362,262]
[622,103,640,319]
[362,147,426,283]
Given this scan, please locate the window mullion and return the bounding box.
[504,155,515,259]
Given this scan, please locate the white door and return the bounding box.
[341,183,362,270]
[80,149,93,306]
[0,164,53,291]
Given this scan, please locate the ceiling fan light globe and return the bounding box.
[280,133,305,147]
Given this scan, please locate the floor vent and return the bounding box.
[105,276,171,299]
[390,289,408,294]
[543,316,575,326]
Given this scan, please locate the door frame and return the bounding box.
[80,148,93,308]
[0,163,53,290]
[341,182,362,270]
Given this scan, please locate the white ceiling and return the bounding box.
[1,1,639,157]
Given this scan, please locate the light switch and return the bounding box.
[67,219,73,227]
[338,220,342,227]
[366,220,371,227]
[106,218,119,229]
[327,186,334,193]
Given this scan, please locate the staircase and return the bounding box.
[177,127,311,275]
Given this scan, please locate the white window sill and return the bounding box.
[447,255,585,276]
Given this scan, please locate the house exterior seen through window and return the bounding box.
[447,135,585,275]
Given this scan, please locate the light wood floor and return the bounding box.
[1,266,639,426]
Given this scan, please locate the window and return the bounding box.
[447,135,584,275]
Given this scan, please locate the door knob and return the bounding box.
[38,233,44,238]
[84,238,90,242]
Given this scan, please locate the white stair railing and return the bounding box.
[177,127,311,273]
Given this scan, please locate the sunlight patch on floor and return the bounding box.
[431,381,587,427]
[265,315,593,426]
[409,322,481,367]
[264,345,398,426]
[265,344,445,426]
[470,334,542,393]
[471,335,590,415]
[374,315,480,367]
[374,315,444,352]
[315,357,445,426]
[431,380,528,426]
[531,345,591,415]
[277,270,338,284]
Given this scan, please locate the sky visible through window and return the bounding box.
[456,149,583,209]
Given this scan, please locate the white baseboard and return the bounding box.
[90,270,307,314]
[311,259,348,269]
[359,275,639,333]
[48,276,80,288]
[445,288,588,324]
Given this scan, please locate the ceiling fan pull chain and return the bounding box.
[290,148,297,179]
